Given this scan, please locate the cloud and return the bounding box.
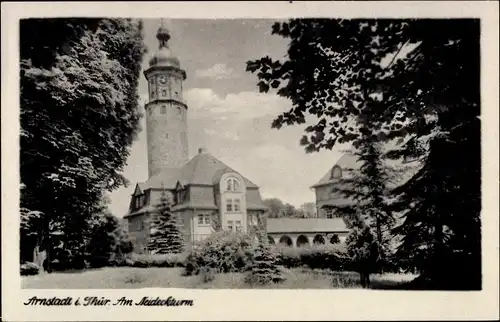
[194,63,237,80]
[185,87,289,121]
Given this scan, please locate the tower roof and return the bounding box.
[144,149,259,189]
[148,20,181,69]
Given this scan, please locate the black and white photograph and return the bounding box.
[2,1,499,321]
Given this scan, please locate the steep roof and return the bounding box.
[311,152,362,188]
[266,218,349,234]
[311,151,423,189]
[141,150,259,189]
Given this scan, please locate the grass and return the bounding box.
[22,267,417,289]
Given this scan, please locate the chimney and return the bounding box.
[198,147,208,154]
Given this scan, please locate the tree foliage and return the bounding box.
[245,244,286,285]
[330,144,395,269]
[345,226,380,288]
[248,19,481,289]
[147,191,185,254]
[263,198,316,218]
[20,18,146,271]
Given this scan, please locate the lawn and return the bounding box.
[22,267,416,289]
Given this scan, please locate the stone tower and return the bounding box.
[144,21,188,178]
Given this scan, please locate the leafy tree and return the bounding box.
[299,202,317,218]
[263,198,307,218]
[86,210,119,268]
[263,198,285,218]
[147,191,184,254]
[20,208,64,267]
[20,18,146,272]
[345,226,380,288]
[247,19,480,289]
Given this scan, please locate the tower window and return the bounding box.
[161,105,166,114]
[225,177,240,192]
[162,90,167,97]
[175,91,179,97]
[331,166,342,179]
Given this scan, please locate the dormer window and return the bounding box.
[176,188,187,204]
[134,194,145,209]
[225,177,240,192]
[331,166,342,179]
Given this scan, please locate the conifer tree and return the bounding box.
[345,225,380,288]
[147,191,184,254]
[245,244,285,285]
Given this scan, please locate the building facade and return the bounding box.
[266,218,349,247]
[311,153,361,219]
[124,23,267,252]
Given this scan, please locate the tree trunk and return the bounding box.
[44,219,52,273]
[375,214,384,274]
[359,272,365,288]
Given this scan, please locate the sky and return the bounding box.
[109,19,346,217]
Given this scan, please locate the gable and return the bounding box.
[133,183,143,196]
[175,181,184,191]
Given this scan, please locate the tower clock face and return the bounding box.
[159,75,167,85]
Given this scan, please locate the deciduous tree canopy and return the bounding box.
[248,19,481,289]
[20,18,146,271]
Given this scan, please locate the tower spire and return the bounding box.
[156,18,170,49]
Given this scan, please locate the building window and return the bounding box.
[225,199,241,213]
[197,214,210,226]
[249,213,258,226]
[176,189,187,204]
[134,195,145,209]
[161,105,166,114]
[227,220,234,231]
[151,90,156,99]
[131,218,144,232]
[235,220,242,232]
[325,208,335,219]
[331,166,342,179]
[178,214,184,227]
[225,177,240,192]
[162,89,167,97]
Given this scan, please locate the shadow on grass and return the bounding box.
[44,267,107,274]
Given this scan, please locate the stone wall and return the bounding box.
[145,100,188,177]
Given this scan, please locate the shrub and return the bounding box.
[21,262,40,276]
[125,253,188,268]
[245,244,285,285]
[273,244,348,271]
[200,266,217,283]
[184,231,256,276]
